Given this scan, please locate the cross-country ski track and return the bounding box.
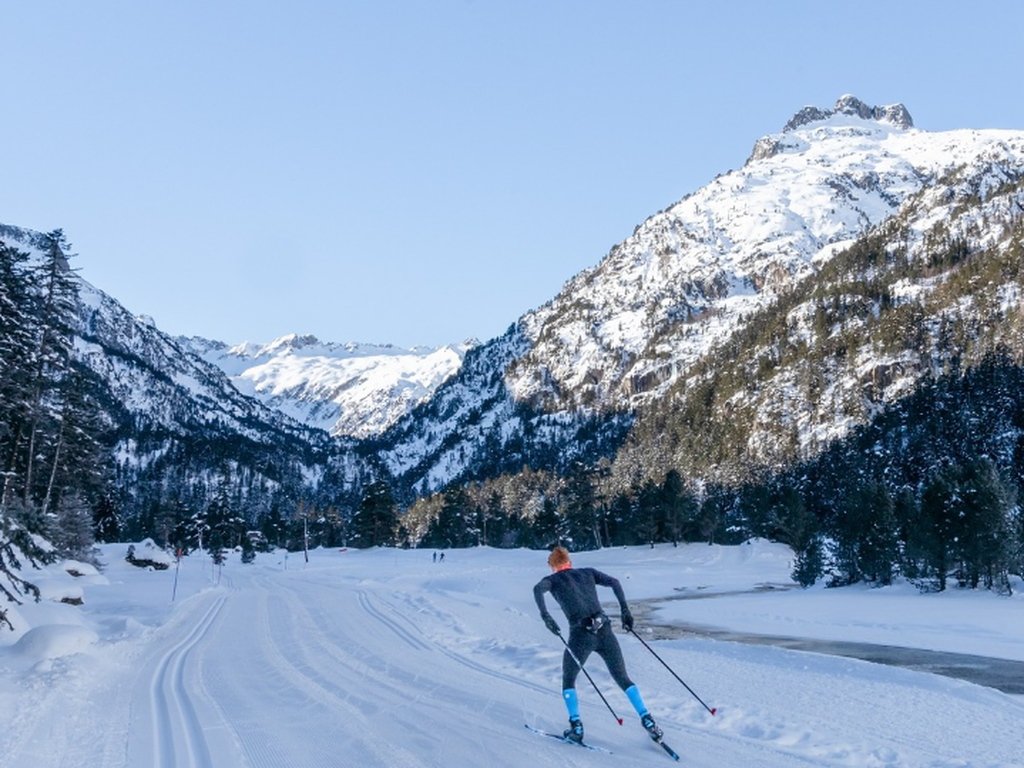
[1,544,1022,767]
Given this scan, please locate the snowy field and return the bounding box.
[1,540,1022,768]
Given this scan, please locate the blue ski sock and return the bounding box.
[625,684,648,716]
[563,688,580,720]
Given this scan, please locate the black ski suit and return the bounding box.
[533,567,635,692]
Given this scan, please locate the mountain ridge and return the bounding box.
[181,334,476,439]
[4,95,1024,545]
[372,96,1024,493]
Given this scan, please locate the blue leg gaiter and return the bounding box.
[562,688,580,719]
[625,684,648,716]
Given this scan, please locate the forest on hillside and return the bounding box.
[3,208,1024,627]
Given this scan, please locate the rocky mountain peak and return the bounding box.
[750,95,915,163]
[785,95,914,132]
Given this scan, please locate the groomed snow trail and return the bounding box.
[2,546,1023,767]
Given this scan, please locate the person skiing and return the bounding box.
[533,546,662,745]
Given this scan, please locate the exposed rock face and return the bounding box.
[828,95,914,129]
[751,96,915,162]
[749,135,783,163]
[784,105,831,132]
[872,102,914,129]
[833,94,876,121]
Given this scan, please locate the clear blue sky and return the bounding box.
[3,1,1023,348]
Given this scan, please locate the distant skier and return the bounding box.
[533,546,662,744]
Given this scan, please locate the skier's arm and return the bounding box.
[533,577,561,635]
[594,570,634,631]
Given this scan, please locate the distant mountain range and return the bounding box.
[3,94,1023,527]
[180,335,475,439]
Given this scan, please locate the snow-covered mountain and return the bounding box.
[181,335,476,439]
[377,95,1024,492]
[0,223,357,523]
[6,94,1024,515]
[512,94,1021,408]
[0,225,307,444]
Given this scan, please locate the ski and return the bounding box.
[653,737,680,761]
[642,716,680,761]
[524,724,613,754]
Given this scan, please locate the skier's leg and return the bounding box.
[562,688,580,719]
[561,630,595,690]
[595,628,663,739]
[561,650,584,742]
[594,628,635,694]
[625,684,648,715]
[561,630,594,742]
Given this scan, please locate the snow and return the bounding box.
[184,335,474,438]
[1,541,1022,767]
[506,110,1024,424]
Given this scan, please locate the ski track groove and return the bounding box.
[206,580,343,768]
[149,593,226,768]
[356,589,431,651]
[354,586,552,697]
[248,580,424,766]
[273,578,548,765]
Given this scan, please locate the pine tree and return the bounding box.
[919,468,959,591]
[792,534,825,587]
[92,492,121,543]
[352,481,398,548]
[832,478,898,586]
[697,489,726,545]
[660,469,694,546]
[0,241,38,508]
[240,533,256,564]
[526,497,560,550]
[957,457,1015,590]
[0,511,43,631]
[561,461,601,551]
[52,491,97,563]
[19,230,79,509]
[860,481,898,585]
[424,485,476,549]
[636,478,662,547]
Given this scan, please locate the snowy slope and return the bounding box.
[183,334,475,439]
[511,95,1024,408]
[0,224,321,448]
[1,543,1022,767]
[376,96,1024,490]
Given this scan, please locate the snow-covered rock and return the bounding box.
[182,334,476,438]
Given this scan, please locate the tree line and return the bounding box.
[3,201,1022,624]
[1,232,108,629]
[354,356,1023,595]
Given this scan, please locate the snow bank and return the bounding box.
[10,624,99,664]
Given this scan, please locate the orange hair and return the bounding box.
[547,546,571,570]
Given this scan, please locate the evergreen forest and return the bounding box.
[3,204,1024,634]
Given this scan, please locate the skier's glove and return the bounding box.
[542,614,561,635]
[621,608,634,633]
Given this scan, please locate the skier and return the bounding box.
[533,546,662,745]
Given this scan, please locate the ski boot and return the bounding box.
[563,716,585,744]
[640,712,663,742]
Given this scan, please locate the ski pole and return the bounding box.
[628,628,717,716]
[171,548,182,601]
[558,632,623,725]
